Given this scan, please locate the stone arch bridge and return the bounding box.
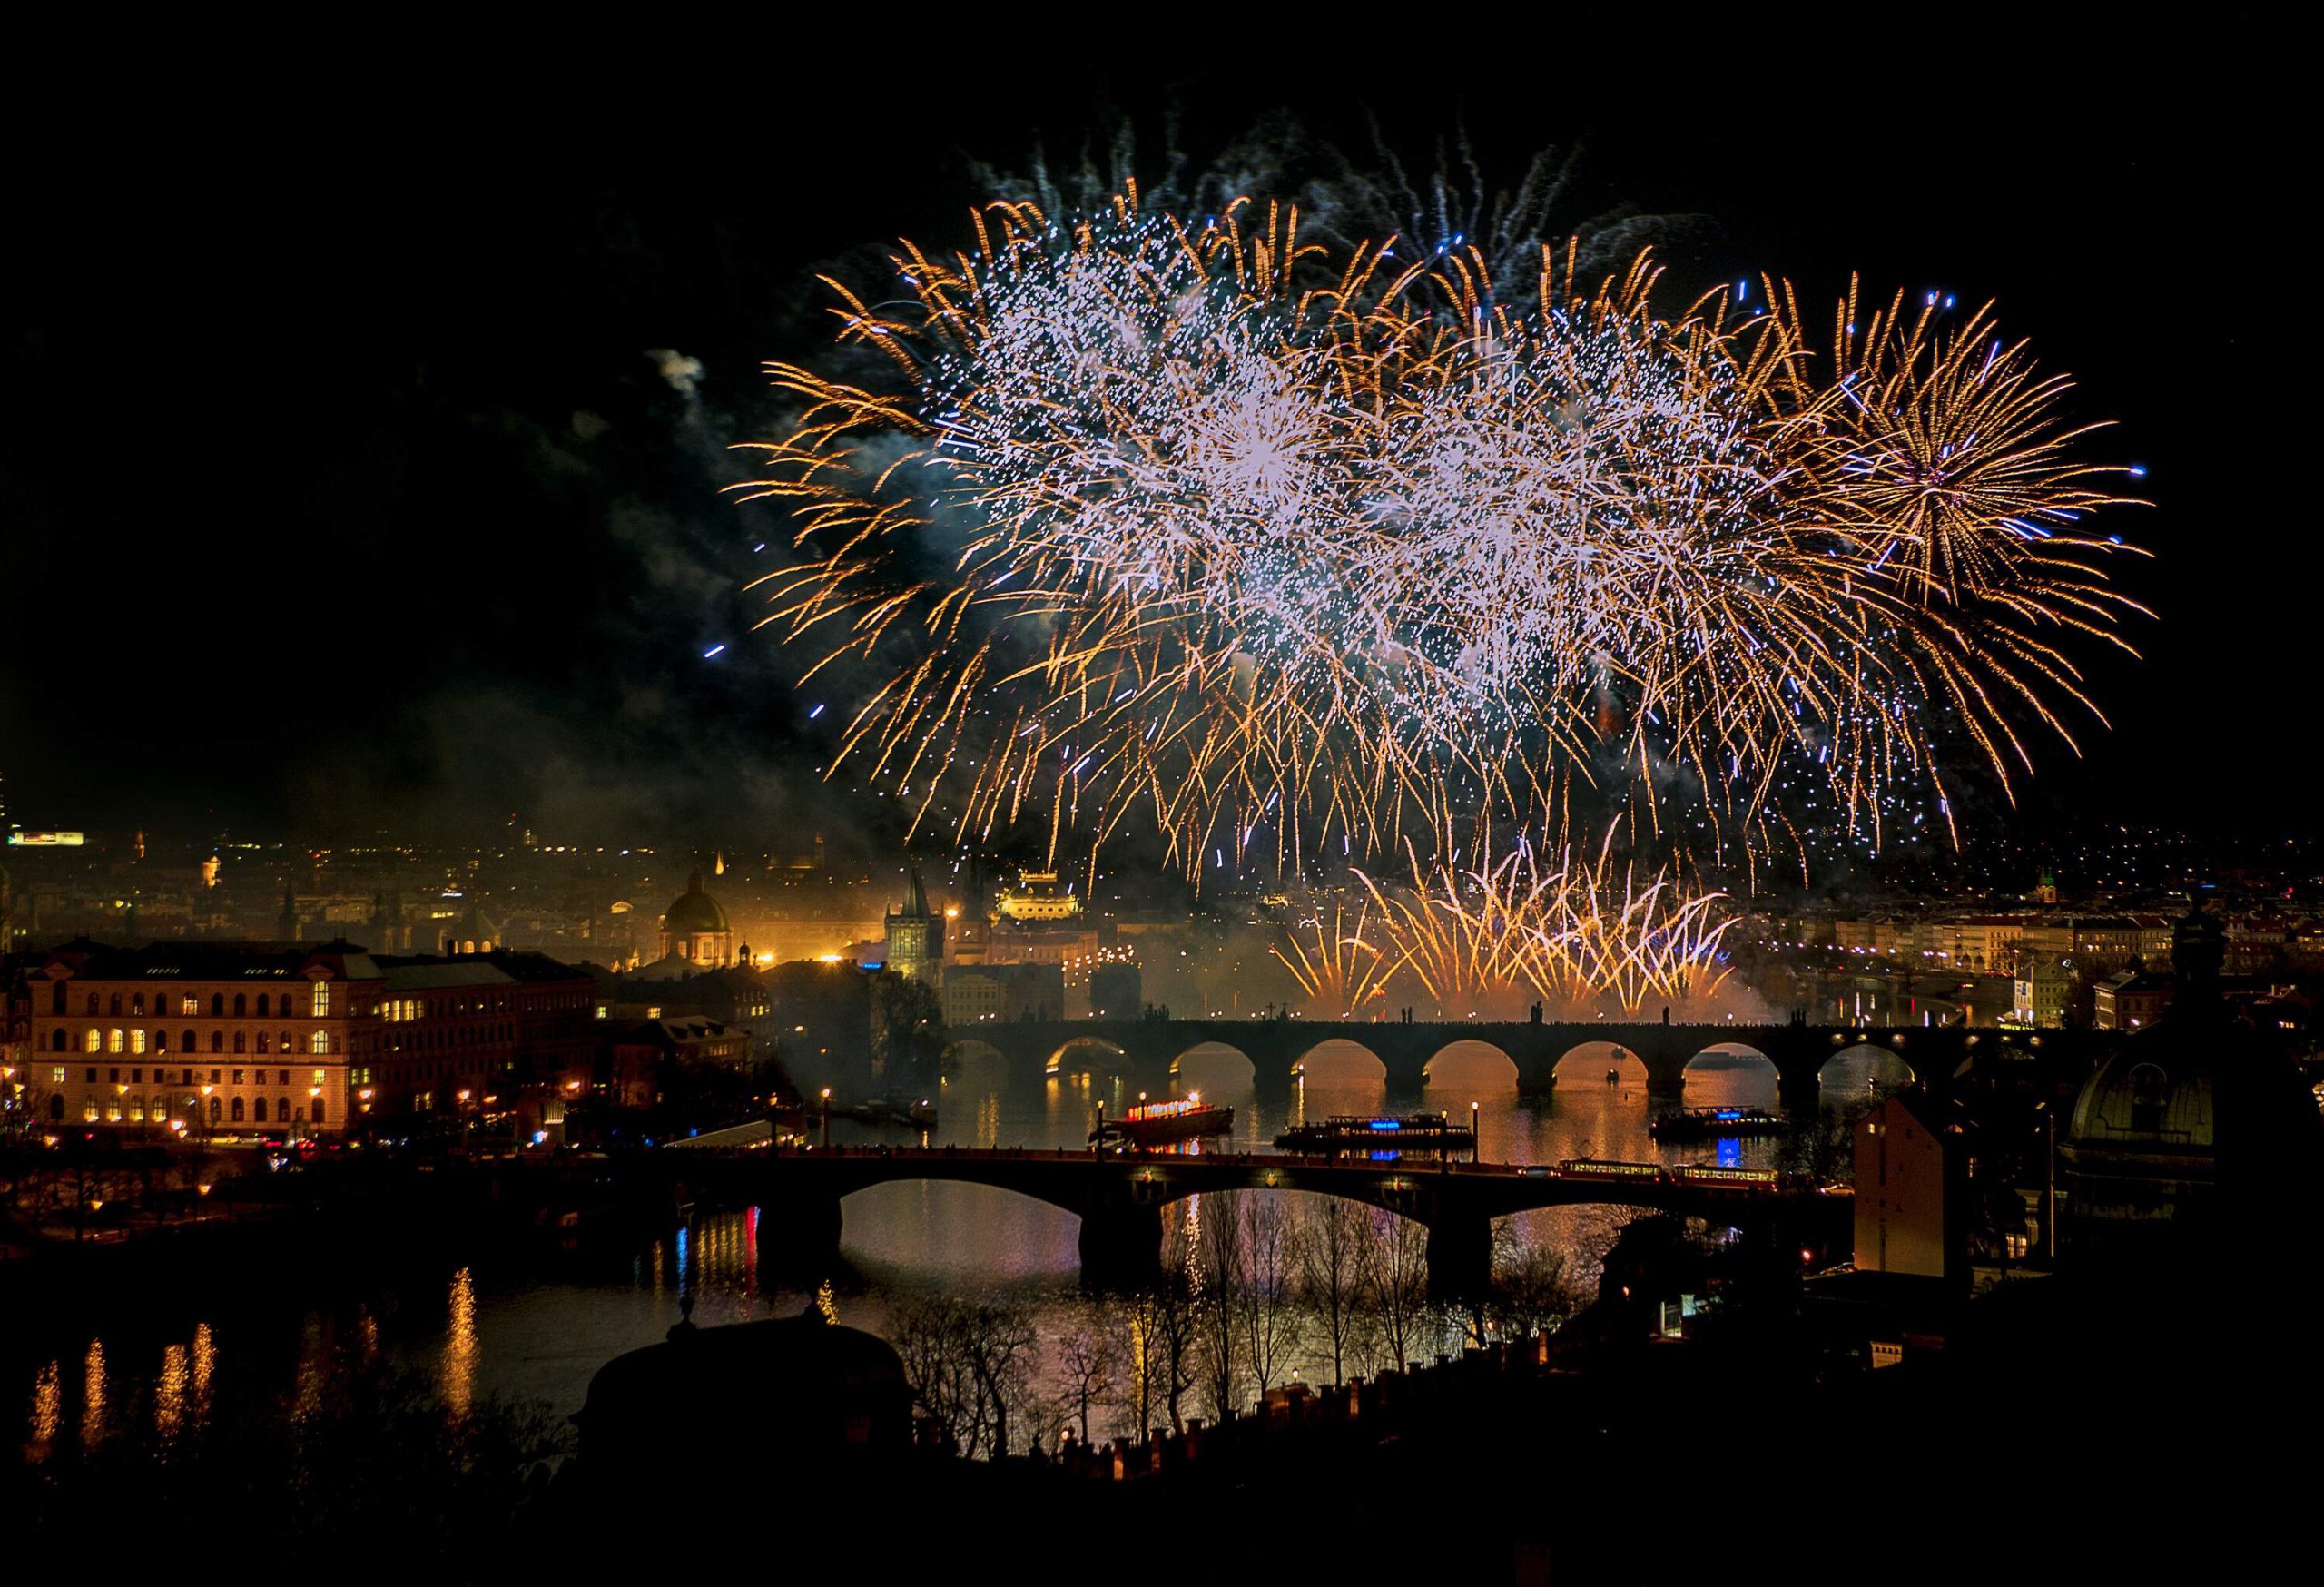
[943,1016,2112,1104]
[655,1145,1845,1294]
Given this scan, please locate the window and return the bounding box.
[109,1068,120,1084]
[109,994,123,1017]
[129,1097,144,1123]
[310,1032,330,1056]
[132,994,145,1017]
[232,1070,244,1086]
[311,1069,326,1088]
[182,1030,196,1054]
[278,1030,291,1054]
[50,982,64,1015]
[51,1030,66,1051]
[255,993,271,1018]
[2129,1063,2170,1134]
[256,1033,270,1055]
[154,1030,169,1053]
[86,993,99,1016]
[233,1032,246,1055]
[230,1096,244,1122]
[108,1029,123,1054]
[208,1097,222,1124]
[311,1099,325,1125]
[210,1032,223,1054]
[232,994,246,1018]
[279,1070,290,1086]
[80,1029,97,1053]
[210,1070,221,1085]
[83,1099,98,1123]
[311,983,330,1017]
[182,996,197,1016]
[276,1098,290,1123]
[211,994,223,1017]
[131,1030,147,1054]
[51,1066,66,1084]
[131,1069,142,1085]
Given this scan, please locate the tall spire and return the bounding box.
[905,862,930,917]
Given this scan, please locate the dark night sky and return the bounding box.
[0,27,2294,853]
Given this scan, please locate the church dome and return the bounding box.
[2069,1040,2217,1158]
[663,872,729,936]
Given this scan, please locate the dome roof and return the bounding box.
[2069,1039,2217,1157]
[663,872,729,936]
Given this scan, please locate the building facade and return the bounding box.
[22,941,384,1133]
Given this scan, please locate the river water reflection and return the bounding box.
[12,1044,1903,1450]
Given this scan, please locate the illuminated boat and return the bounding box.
[1273,1113,1476,1158]
[1092,1094,1233,1148]
[1648,1107,1785,1143]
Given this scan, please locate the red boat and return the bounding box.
[1091,1094,1234,1148]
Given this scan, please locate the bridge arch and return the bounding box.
[1421,1039,1521,1095]
[1289,1038,1388,1084]
[1168,1040,1256,1090]
[1552,1040,1649,1089]
[1046,1036,1129,1078]
[832,1178,1086,1277]
[1818,1040,1915,1092]
[1681,1042,1780,1105]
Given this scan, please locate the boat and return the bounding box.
[1648,1106,1786,1143]
[830,1097,939,1129]
[1604,1068,1620,1085]
[1092,1093,1233,1148]
[1273,1112,1476,1159]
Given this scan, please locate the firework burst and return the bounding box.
[737,188,2146,922]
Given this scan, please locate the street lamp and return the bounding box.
[821,1088,832,1150]
[1471,1099,1481,1166]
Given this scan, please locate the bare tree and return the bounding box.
[1491,1240,1581,1341]
[1295,1197,1372,1385]
[1360,1210,1433,1373]
[890,1292,1041,1459]
[1052,1301,1118,1449]
[1235,1193,1297,1395]
[1194,1193,1246,1422]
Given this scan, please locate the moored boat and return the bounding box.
[1092,1094,1233,1148]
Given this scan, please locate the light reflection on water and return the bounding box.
[13,1046,1889,1437]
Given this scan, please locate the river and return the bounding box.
[7,1040,1905,1452]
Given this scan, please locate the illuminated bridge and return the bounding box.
[942,1014,2113,1104]
[647,1144,1849,1294]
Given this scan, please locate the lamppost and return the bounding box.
[199,1084,214,1145]
[1094,1098,1106,1157]
[1471,1099,1481,1166]
[820,1088,832,1151]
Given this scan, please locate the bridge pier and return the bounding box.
[1641,1051,1691,1101]
[1423,1215,1494,1300]
[1078,1198,1164,1288]
[757,1189,842,1286]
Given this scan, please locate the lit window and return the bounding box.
[132,1029,147,1054]
[310,1032,330,1056]
[311,983,330,1018]
[84,1100,99,1123]
[311,1069,326,1088]
[84,1029,102,1053]
[108,1029,124,1054]
[51,1066,65,1084]
[181,996,197,1016]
